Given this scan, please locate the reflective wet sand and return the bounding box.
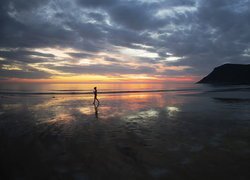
[1,90,250,179]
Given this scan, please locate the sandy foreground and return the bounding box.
[1,91,250,179]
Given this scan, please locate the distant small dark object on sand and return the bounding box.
[198,64,250,85]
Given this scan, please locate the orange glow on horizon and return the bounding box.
[0,75,198,84]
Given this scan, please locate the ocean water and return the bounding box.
[0,82,199,94]
[1,83,250,179]
[1,82,249,94]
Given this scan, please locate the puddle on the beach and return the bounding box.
[1,91,250,179]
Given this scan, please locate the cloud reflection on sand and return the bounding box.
[38,113,75,124]
[29,92,182,126]
[123,109,159,122]
[1,92,186,124]
[78,107,93,115]
[166,106,180,118]
[33,96,92,110]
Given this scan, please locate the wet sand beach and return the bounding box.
[1,85,250,179]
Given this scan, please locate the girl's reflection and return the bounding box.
[94,103,99,119]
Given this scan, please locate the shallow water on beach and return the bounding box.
[1,84,250,179]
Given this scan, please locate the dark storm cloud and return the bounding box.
[87,12,106,22]
[77,0,118,8]
[161,0,250,74]
[0,60,51,79]
[105,27,153,49]
[0,0,250,80]
[0,49,56,65]
[0,49,54,58]
[0,68,51,79]
[0,0,50,11]
[67,52,94,59]
[50,64,156,75]
[0,0,79,49]
[108,3,163,31]
[0,13,77,49]
[104,57,122,63]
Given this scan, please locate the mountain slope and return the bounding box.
[198,64,250,84]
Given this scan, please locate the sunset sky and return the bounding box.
[0,0,250,83]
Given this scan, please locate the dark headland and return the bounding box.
[198,64,250,84]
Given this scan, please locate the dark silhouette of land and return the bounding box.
[198,64,250,84]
